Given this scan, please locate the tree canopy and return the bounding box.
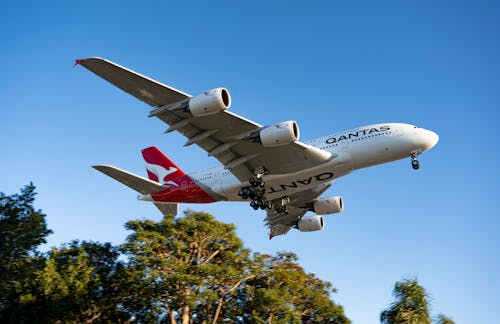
[380,277,454,324]
[1,184,455,323]
[0,185,350,323]
[0,183,52,321]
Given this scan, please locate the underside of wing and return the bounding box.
[154,110,333,181]
[78,57,190,107]
[79,57,333,182]
[265,183,331,238]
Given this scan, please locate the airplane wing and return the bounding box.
[265,183,331,238]
[79,57,332,181]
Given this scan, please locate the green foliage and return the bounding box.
[380,277,431,324]
[0,183,52,321]
[435,314,455,324]
[0,185,352,323]
[121,211,350,323]
[0,183,52,261]
[243,252,350,324]
[380,277,457,324]
[28,240,130,322]
[121,210,254,323]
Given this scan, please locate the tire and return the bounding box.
[412,160,420,170]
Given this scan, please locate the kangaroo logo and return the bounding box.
[145,162,179,188]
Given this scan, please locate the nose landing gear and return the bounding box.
[411,152,420,170]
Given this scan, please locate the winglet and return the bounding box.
[73,59,83,67]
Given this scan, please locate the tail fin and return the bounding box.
[141,146,216,204]
[142,146,186,186]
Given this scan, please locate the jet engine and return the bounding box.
[313,196,343,215]
[259,121,300,147]
[188,88,231,117]
[297,216,324,232]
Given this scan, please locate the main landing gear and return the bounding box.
[411,152,420,170]
[274,197,290,214]
[238,175,272,211]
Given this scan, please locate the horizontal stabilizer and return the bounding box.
[154,203,178,216]
[92,165,166,195]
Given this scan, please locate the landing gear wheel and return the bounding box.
[412,159,420,170]
[250,201,259,210]
[250,176,265,188]
[275,206,289,214]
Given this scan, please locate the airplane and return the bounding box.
[76,57,439,238]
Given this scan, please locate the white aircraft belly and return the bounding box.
[214,153,353,201]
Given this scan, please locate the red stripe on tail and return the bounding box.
[141,146,216,203]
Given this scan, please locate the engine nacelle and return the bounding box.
[188,88,231,117]
[297,216,324,232]
[313,196,344,215]
[259,121,300,147]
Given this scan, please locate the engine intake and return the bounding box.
[297,216,324,232]
[259,121,300,147]
[313,196,344,215]
[188,88,231,117]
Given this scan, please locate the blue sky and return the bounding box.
[1,1,499,322]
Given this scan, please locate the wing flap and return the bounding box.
[92,165,166,195]
[264,184,332,238]
[79,57,190,107]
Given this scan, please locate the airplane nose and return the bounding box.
[421,129,439,151]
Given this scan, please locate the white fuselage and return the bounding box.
[189,123,439,202]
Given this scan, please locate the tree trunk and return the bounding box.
[212,297,224,324]
[165,304,176,324]
[182,305,190,324]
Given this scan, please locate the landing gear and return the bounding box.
[274,197,290,214]
[239,170,272,211]
[411,152,420,170]
[411,159,420,170]
[249,176,265,188]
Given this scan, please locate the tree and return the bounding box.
[0,185,350,323]
[121,211,349,323]
[27,240,131,322]
[380,277,431,324]
[0,183,52,321]
[121,210,254,324]
[241,252,349,324]
[434,314,455,324]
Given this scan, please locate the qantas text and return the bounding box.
[266,172,334,194]
[325,126,391,144]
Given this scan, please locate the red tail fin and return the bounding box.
[142,146,186,185]
[141,146,217,203]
